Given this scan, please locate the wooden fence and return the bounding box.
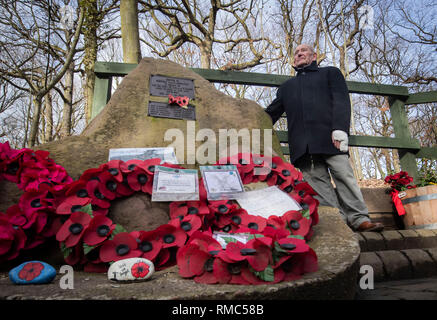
[92,61,437,182]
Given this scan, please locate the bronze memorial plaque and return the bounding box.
[148,75,196,120]
[149,75,195,99]
[147,101,196,121]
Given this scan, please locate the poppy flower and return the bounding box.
[18,261,44,281]
[169,201,210,220]
[99,232,142,262]
[56,211,92,247]
[19,188,54,216]
[301,194,319,216]
[131,261,151,278]
[177,243,211,278]
[134,229,163,261]
[137,158,161,175]
[118,159,141,173]
[126,166,153,194]
[278,247,318,277]
[155,224,187,249]
[83,215,116,246]
[240,214,267,232]
[272,237,311,269]
[97,171,119,200]
[169,215,202,236]
[177,237,227,284]
[86,179,111,209]
[154,247,177,270]
[63,243,84,265]
[208,200,238,215]
[103,160,124,182]
[0,218,26,262]
[80,167,105,182]
[222,238,272,272]
[281,211,311,237]
[266,215,286,230]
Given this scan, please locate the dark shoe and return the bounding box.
[356,221,384,232]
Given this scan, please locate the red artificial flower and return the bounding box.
[0,217,26,262]
[169,201,210,220]
[85,179,111,209]
[83,215,116,246]
[281,211,311,237]
[177,243,211,278]
[99,232,142,262]
[266,215,286,230]
[208,200,238,215]
[126,166,153,194]
[277,247,318,279]
[155,224,187,249]
[221,238,272,272]
[56,211,92,247]
[102,160,124,182]
[169,214,202,236]
[131,261,150,278]
[133,229,163,261]
[97,171,119,200]
[240,214,267,232]
[18,262,44,281]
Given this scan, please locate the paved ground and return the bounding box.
[355,276,437,300]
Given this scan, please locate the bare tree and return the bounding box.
[138,0,280,70]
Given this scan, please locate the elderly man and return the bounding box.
[265,44,383,232]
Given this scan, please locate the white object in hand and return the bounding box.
[332,130,349,152]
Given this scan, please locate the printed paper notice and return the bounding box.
[235,186,302,218]
[156,171,196,193]
[203,171,244,193]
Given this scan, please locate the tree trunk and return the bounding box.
[199,43,212,69]
[44,92,53,143]
[61,61,74,137]
[28,97,42,147]
[82,0,98,124]
[120,0,141,63]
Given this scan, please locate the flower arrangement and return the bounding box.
[0,141,319,284]
[384,171,416,191]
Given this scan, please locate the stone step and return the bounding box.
[359,248,437,282]
[356,229,437,252]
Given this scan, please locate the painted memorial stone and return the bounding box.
[108,258,155,281]
[9,261,56,285]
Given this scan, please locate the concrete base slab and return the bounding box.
[0,206,360,300]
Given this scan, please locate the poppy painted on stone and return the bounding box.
[131,261,150,278]
[18,261,44,281]
[56,211,92,248]
[99,232,142,263]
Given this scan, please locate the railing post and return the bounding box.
[91,75,113,120]
[389,97,419,182]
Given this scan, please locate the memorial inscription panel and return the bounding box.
[148,75,196,120]
[148,101,196,121]
[149,75,195,99]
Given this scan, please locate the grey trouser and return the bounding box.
[294,153,370,230]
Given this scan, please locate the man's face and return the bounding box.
[293,45,317,68]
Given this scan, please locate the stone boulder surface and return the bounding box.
[0,57,282,233]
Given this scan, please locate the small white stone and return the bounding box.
[107,258,155,282]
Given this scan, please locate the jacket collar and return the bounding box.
[293,60,318,74]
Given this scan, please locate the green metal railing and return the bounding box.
[92,61,437,182]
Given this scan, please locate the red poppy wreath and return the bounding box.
[0,141,319,284]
